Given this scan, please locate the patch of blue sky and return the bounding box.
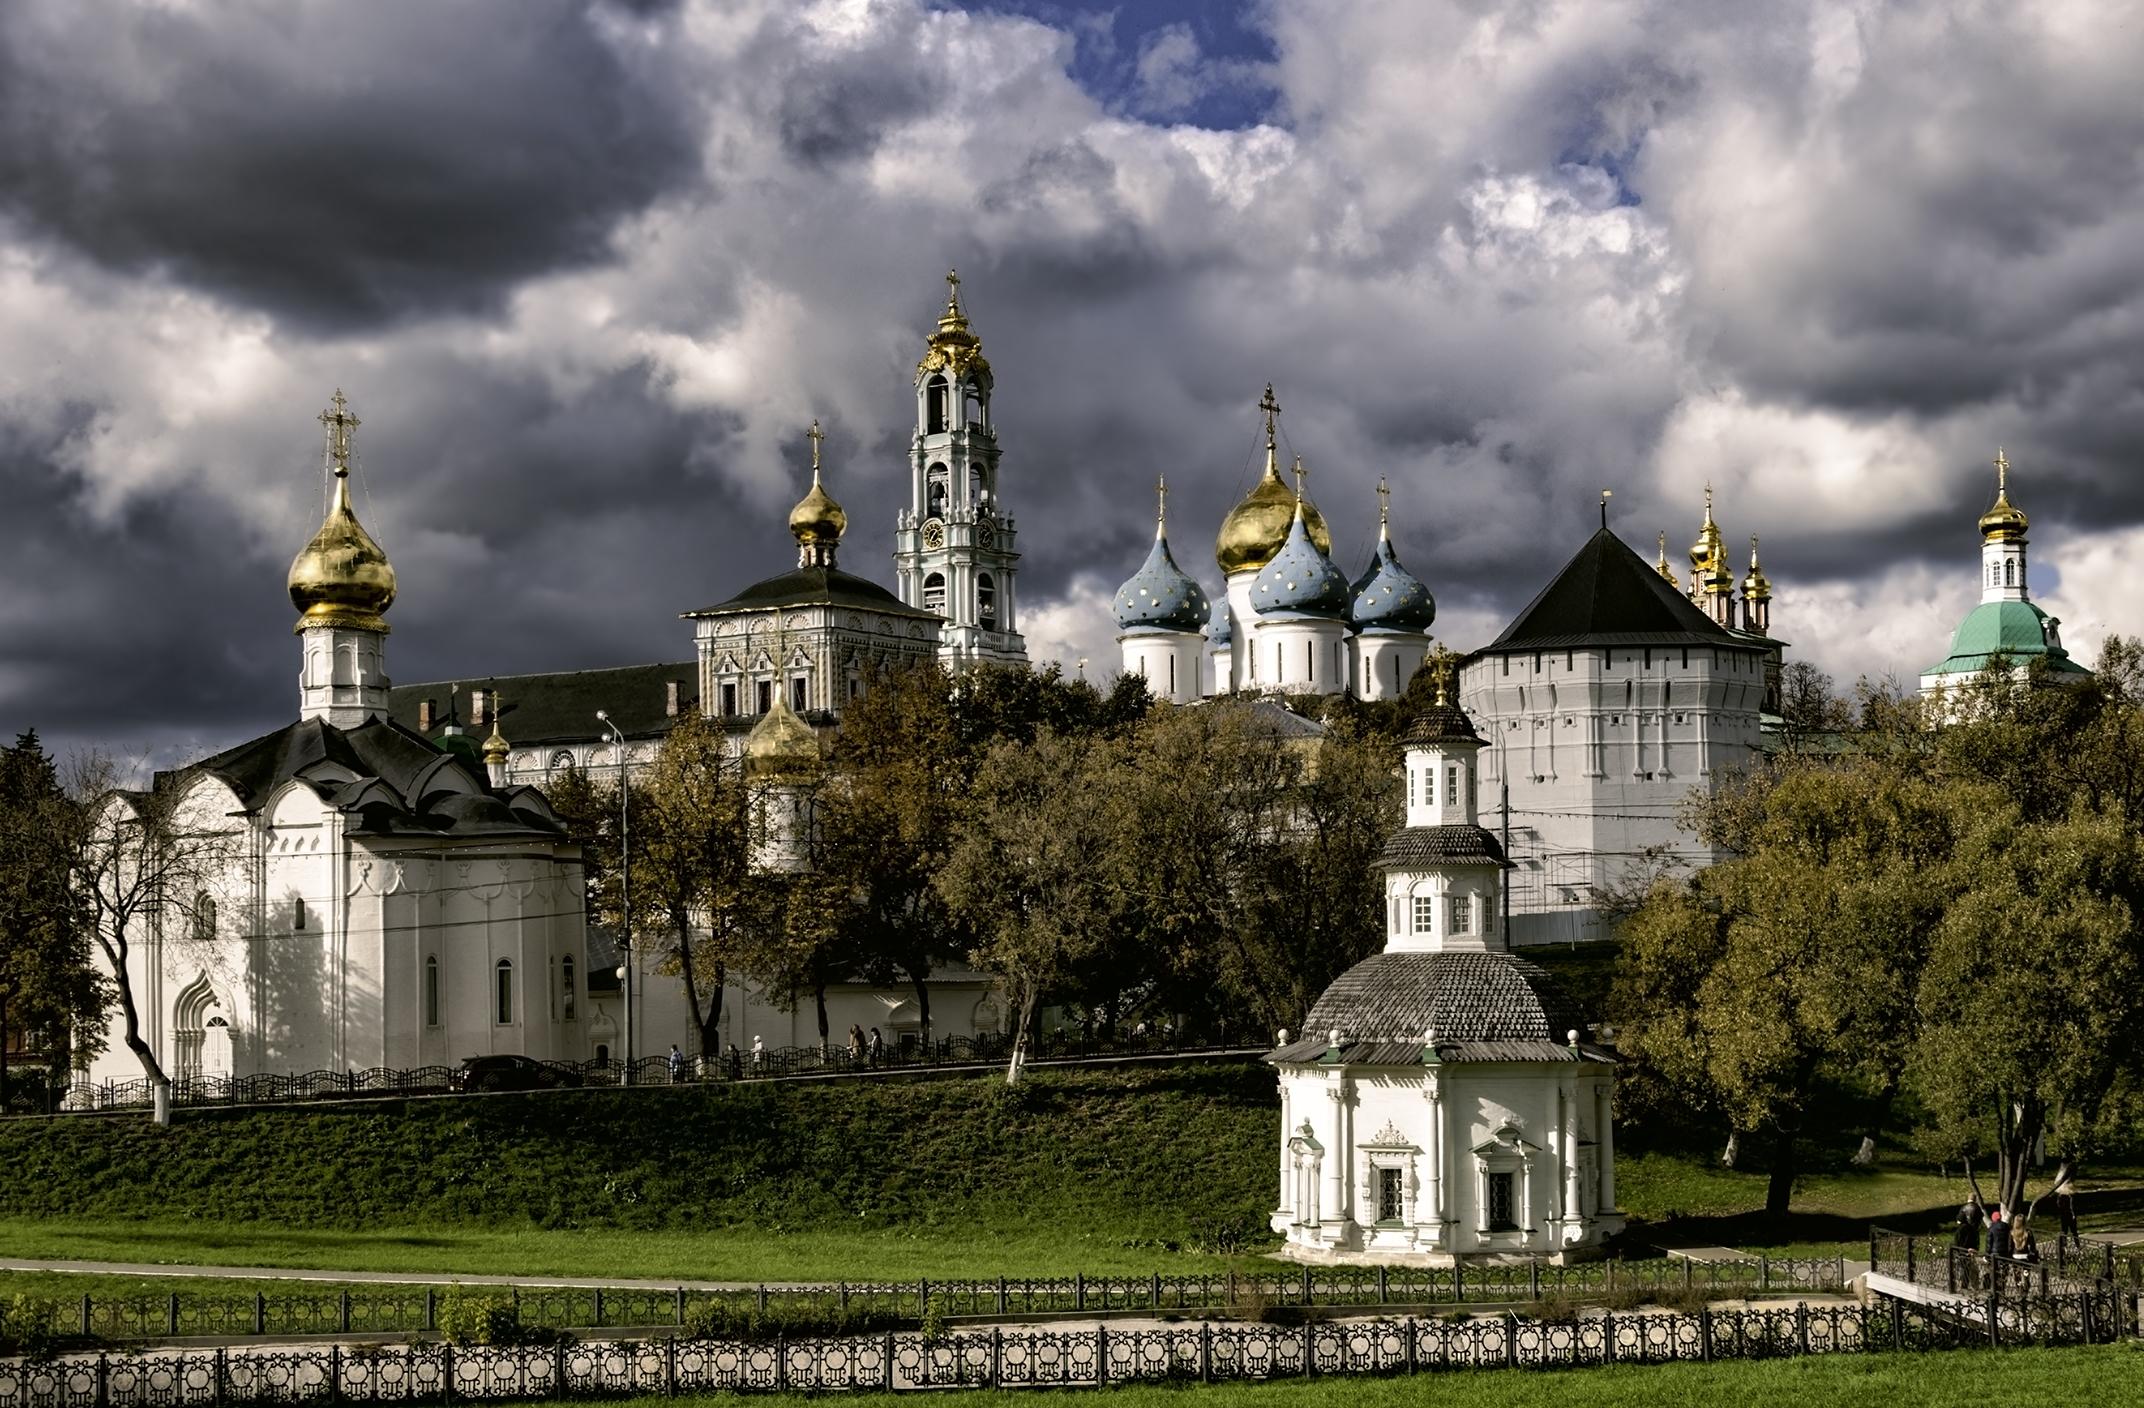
[939,1,1281,130]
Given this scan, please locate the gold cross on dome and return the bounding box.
[1258,383,1281,444]
[945,268,962,311]
[319,389,359,478]
[1994,446,2009,490]
[1156,474,1167,523]
[1377,476,1391,525]
[807,419,824,472]
[1428,643,1458,707]
[1291,455,1309,497]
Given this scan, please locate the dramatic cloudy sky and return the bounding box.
[4,0,2143,760]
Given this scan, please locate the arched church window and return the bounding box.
[790,676,807,711]
[192,894,216,943]
[926,465,948,519]
[923,572,946,613]
[2004,558,2015,587]
[548,749,575,774]
[292,897,306,932]
[496,960,514,1026]
[425,956,440,1028]
[562,956,576,1021]
[964,387,984,428]
[926,377,949,434]
[756,680,772,714]
[977,574,997,628]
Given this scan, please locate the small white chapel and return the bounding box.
[1266,662,1624,1262]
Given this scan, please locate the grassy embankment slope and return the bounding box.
[3,1054,2137,1289]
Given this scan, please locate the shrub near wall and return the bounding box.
[0,1065,1275,1238]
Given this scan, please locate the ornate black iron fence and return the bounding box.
[0,1296,2118,1407]
[51,1034,1259,1115]
[0,1257,1862,1345]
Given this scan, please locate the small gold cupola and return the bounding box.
[1655,531,1680,589]
[788,420,847,568]
[288,390,396,634]
[1216,383,1331,576]
[1978,447,2029,541]
[1689,483,1725,581]
[1742,534,1772,603]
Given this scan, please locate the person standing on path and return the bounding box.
[667,1044,686,1084]
[1953,1204,1983,1291]
[2052,1167,2082,1250]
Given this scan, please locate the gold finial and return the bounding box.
[1290,454,1308,503]
[1156,474,1168,528]
[1703,481,1716,524]
[1258,383,1281,448]
[807,419,824,477]
[945,268,961,314]
[1376,477,1391,538]
[319,388,359,479]
[1749,533,1762,567]
[1428,644,1458,708]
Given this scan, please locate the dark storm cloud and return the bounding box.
[0,0,703,332]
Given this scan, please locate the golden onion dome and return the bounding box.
[1689,484,1724,574]
[1978,447,2028,541]
[1742,535,1771,603]
[1218,385,1331,575]
[288,390,395,634]
[481,718,512,767]
[787,419,847,547]
[743,692,820,779]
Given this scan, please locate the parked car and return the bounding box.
[451,1054,584,1093]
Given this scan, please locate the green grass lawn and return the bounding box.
[553,1345,2140,1408]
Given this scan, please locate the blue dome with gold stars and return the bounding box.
[1113,528,1210,632]
[1351,534,1436,632]
[1253,504,1350,619]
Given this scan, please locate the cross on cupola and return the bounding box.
[319,388,359,479]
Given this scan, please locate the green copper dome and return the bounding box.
[1925,599,2090,678]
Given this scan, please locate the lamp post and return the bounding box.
[596,710,632,1085]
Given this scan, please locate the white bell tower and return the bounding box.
[894,271,1027,667]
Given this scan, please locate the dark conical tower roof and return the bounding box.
[1486,527,1742,652]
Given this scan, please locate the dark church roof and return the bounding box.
[1265,951,1587,1065]
[1485,528,1758,653]
[684,565,939,620]
[389,662,697,746]
[185,716,568,839]
[1377,825,1507,868]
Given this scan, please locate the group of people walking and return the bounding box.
[1949,1168,2084,1285]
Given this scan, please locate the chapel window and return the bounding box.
[923,573,946,613]
[1446,762,1459,804]
[292,898,306,932]
[791,676,808,711]
[1411,895,1435,934]
[562,957,577,1021]
[192,894,216,943]
[926,463,948,518]
[425,956,440,1028]
[1377,1167,1405,1223]
[756,680,772,714]
[1448,894,1472,936]
[978,574,997,628]
[2004,558,2016,587]
[496,960,514,1026]
[926,377,949,435]
[1487,1171,1517,1231]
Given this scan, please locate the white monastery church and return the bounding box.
[1266,666,1622,1262]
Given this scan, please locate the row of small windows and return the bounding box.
[1407,762,1467,808]
[1988,559,2020,587]
[422,955,576,1029]
[1408,893,1476,936]
[1498,648,1756,675]
[922,377,987,436]
[1247,638,1348,685]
